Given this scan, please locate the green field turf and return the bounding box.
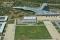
[15,25,51,40]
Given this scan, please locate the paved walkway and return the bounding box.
[44,21,60,40]
[0,36,1,40]
[4,24,16,40]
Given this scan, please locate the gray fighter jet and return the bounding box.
[13,3,60,16]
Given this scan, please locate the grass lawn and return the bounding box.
[15,25,51,40]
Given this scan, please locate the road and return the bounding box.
[4,24,16,40]
[44,21,60,40]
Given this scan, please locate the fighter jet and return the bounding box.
[13,3,60,16]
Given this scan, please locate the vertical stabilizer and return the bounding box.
[40,3,49,11]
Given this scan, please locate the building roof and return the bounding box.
[0,22,6,33]
[24,16,36,19]
[0,16,8,21]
